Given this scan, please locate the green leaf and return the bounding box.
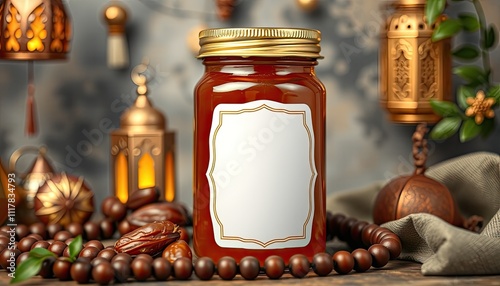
[29,248,56,259]
[457,86,475,110]
[425,0,447,26]
[430,100,461,117]
[464,82,482,89]
[484,25,497,49]
[453,66,487,85]
[488,85,500,104]
[458,13,480,32]
[480,118,495,138]
[452,45,480,60]
[69,235,83,261]
[10,257,43,284]
[430,117,462,140]
[432,19,462,42]
[459,118,482,142]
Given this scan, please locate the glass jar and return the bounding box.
[193,28,326,264]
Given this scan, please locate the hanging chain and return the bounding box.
[412,123,428,175]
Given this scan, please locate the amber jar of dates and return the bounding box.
[193,28,326,264]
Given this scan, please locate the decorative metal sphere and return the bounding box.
[103,2,128,27]
[373,124,483,232]
[34,173,94,227]
[373,174,463,227]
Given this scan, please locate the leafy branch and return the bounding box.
[10,235,82,284]
[426,0,499,142]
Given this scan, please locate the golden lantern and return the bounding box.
[380,0,452,124]
[1,154,22,225]
[111,61,176,203]
[8,146,55,224]
[0,0,71,135]
[0,0,71,60]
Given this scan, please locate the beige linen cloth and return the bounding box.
[326,152,500,275]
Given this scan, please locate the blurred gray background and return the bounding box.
[1,0,499,211]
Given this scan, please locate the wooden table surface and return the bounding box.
[2,259,500,286]
[3,238,499,286]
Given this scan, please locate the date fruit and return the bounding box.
[126,187,160,210]
[127,202,190,227]
[162,240,192,263]
[178,227,190,244]
[114,221,180,256]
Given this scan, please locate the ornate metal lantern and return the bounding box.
[9,146,55,224]
[111,61,176,203]
[0,0,72,135]
[0,0,71,60]
[380,0,452,124]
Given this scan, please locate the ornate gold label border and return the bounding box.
[207,103,316,248]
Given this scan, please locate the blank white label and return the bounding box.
[206,100,317,249]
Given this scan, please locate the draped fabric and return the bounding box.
[327,152,500,275]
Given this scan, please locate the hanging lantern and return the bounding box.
[0,0,71,135]
[102,1,129,69]
[380,0,452,124]
[110,60,177,204]
[0,0,71,60]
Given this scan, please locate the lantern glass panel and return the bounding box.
[165,150,175,201]
[26,6,47,52]
[115,151,128,203]
[138,152,155,189]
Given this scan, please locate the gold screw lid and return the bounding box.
[198,27,323,59]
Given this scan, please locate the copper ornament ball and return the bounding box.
[34,173,94,227]
[373,174,463,227]
[372,124,480,230]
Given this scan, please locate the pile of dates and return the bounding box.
[114,220,192,263]
[100,187,191,238]
[100,187,193,263]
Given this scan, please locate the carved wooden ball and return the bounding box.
[373,174,463,227]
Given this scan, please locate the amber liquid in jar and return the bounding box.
[193,55,326,264]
